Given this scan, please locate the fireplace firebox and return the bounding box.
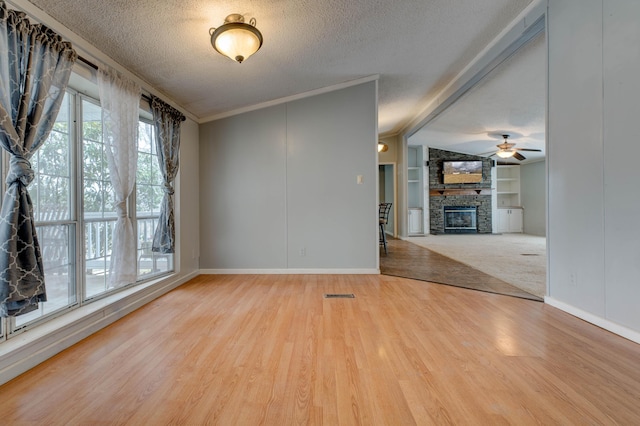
[443,206,477,233]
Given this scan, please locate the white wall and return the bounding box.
[601,0,640,335]
[199,105,288,269]
[177,119,200,273]
[520,160,546,236]
[547,0,640,340]
[199,82,378,272]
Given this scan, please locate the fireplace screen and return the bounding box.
[444,206,477,231]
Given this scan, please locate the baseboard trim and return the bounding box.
[0,270,199,386]
[544,297,640,344]
[200,268,380,275]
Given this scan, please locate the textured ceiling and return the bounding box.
[24,0,534,134]
[409,31,545,163]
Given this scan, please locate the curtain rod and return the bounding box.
[77,55,98,70]
[77,54,152,103]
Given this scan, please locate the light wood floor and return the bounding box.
[1,274,639,425]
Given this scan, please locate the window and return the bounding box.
[82,98,116,299]
[16,93,77,328]
[136,121,173,277]
[1,72,174,336]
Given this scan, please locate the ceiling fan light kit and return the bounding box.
[485,134,541,162]
[210,14,263,63]
[496,149,515,158]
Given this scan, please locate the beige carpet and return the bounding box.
[406,234,546,298]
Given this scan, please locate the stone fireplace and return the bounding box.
[428,148,493,234]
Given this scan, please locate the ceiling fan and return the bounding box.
[482,134,541,161]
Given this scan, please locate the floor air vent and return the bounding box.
[324,293,355,299]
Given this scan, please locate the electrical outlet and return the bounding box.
[300,247,306,257]
[570,272,577,286]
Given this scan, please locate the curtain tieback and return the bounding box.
[163,183,174,196]
[7,156,34,186]
[115,201,127,218]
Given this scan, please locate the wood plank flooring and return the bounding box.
[381,237,543,301]
[1,274,639,424]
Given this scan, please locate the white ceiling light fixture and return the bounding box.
[210,14,263,63]
[496,149,515,158]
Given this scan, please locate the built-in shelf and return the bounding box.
[495,165,523,232]
[496,165,521,208]
[408,167,420,183]
[407,146,424,235]
[407,148,423,219]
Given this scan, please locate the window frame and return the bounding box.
[9,89,80,334]
[0,74,175,338]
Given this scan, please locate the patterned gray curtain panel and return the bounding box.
[150,96,185,254]
[0,2,76,316]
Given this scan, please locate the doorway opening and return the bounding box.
[383,9,547,300]
[378,163,397,238]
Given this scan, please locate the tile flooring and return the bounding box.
[380,237,542,301]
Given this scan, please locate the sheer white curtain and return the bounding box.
[97,67,141,287]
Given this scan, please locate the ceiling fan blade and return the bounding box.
[513,148,542,152]
[478,150,497,156]
[513,152,526,161]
